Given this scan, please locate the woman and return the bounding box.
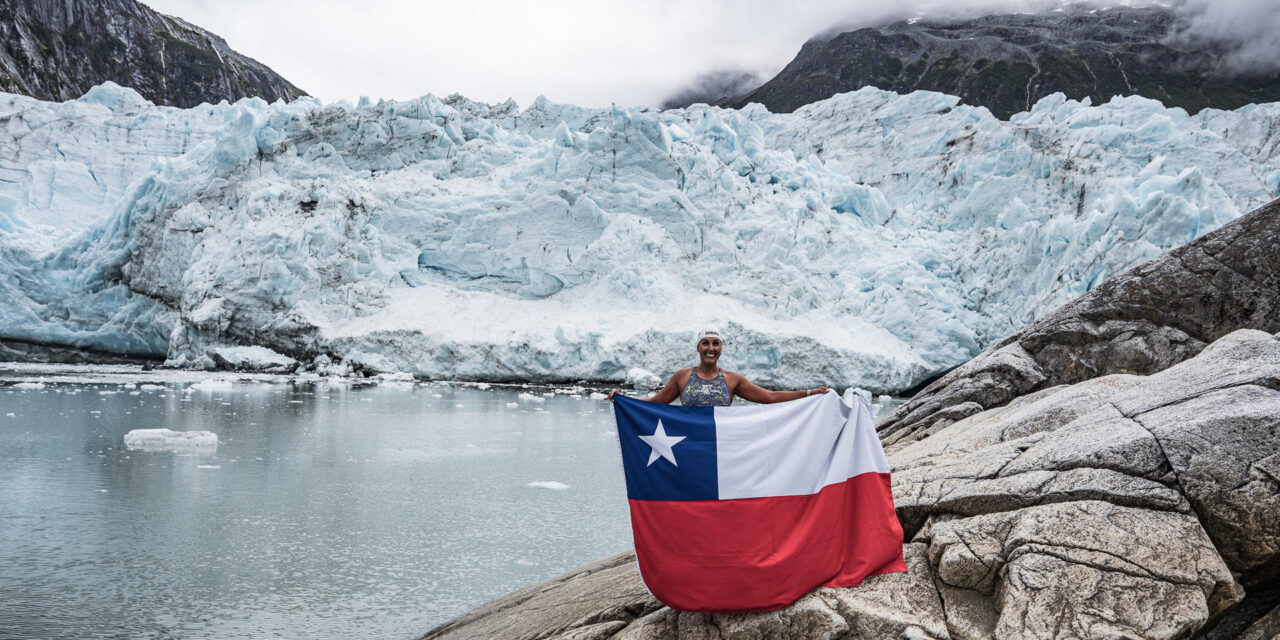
[611,329,828,406]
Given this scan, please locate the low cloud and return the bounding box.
[1168,0,1280,76]
[660,68,766,109]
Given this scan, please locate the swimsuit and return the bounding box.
[681,369,732,407]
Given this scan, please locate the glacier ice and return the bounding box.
[123,428,218,451]
[1,82,1278,392]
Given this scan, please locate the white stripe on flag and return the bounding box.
[712,392,889,500]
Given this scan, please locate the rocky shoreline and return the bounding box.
[419,200,1280,639]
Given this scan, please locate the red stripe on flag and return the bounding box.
[628,472,906,612]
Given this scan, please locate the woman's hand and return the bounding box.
[609,389,619,402]
[809,386,830,396]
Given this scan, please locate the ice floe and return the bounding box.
[123,429,219,451]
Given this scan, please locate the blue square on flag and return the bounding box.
[614,395,717,501]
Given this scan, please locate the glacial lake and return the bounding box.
[0,365,632,640]
[0,364,904,639]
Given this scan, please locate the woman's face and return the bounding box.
[697,337,722,365]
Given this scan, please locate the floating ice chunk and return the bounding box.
[517,393,546,403]
[626,368,663,390]
[12,382,45,389]
[197,464,221,469]
[208,346,298,372]
[123,429,218,451]
[190,379,236,392]
[506,402,519,408]
[527,481,569,490]
[844,388,873,404]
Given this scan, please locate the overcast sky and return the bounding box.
[141,0,1280,108]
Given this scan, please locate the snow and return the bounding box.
[1,83,1278,392]
[123,428,219,451]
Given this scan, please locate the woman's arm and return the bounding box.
[610,369,688,404]
[728,371,828,404]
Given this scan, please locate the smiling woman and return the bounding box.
[611,329,828,406]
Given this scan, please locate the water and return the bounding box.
[0,367,631,639]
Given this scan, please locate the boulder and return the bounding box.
[879,197,1280,448]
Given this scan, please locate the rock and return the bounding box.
[0,0,306,108]
[1236,603,1280,640]
[417,552,659,640]
[1134,385,1280,586]
[925,501,1240,639]
[894,329,1280,586]
[426,544,949,640]
[880,196,1280,449]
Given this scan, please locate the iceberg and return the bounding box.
[123,428,219,451]
[0,83,1277,392]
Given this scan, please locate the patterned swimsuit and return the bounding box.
[680,369,733,407]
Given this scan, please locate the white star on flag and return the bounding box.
[639,420,686,467]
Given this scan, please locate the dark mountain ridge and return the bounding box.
[725,6,1280,119]
[0,0,305,107]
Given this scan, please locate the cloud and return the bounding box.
[659,68,765,109]
[1167,0,1280,75]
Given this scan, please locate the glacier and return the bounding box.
[1,81,1278,392]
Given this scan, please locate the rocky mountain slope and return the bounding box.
[733,6,1280,119]
[417,197,1280,640]
[0,0,304,107]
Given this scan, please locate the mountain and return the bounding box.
[732,6,1280,119]
[1,83,1276,390]
[0,0,305,107]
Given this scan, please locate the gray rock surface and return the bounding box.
[1236,603,1280,640]
[421,329,1280,639]
[0,0,305,107]
[879,196,1280,451]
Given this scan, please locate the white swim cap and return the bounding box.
[697,329,722,342]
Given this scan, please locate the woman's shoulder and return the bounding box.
[671,367,694,382]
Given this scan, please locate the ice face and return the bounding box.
[1,83,1277,392]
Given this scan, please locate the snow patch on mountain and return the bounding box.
[1,83,1277,391]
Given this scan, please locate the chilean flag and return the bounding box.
[612,391,906,612]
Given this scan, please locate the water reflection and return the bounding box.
[0,376,629,639]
